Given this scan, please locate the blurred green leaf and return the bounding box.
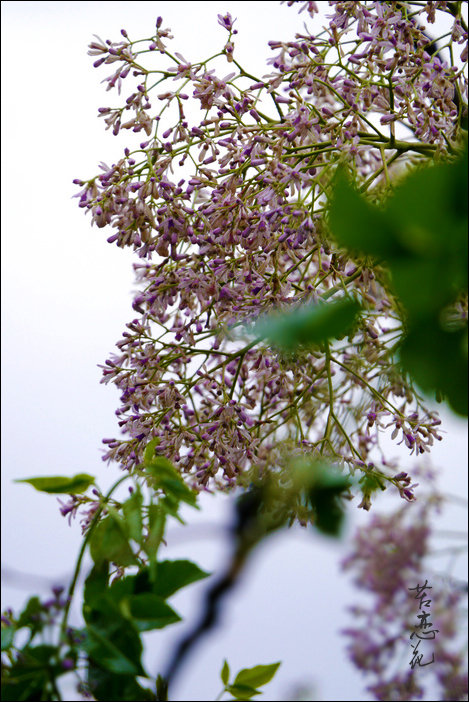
[151,559,210,599]
[329,171,402,258]
[389,258,454,318]
[84,591,121,631]
[121,593,181,632]
[387,149,468,262]
[1,664,48,701]
[1,677,47,702]
[87,560,208,628]
[14,473,95,494]
[160,477,197,507]
[143,438,160,466]
[1,624,14,651]
[233,661,281,688]
[226,683,262,700]
[84,568,172,653]
[1,645,65,701]
[160,493,186,523]
[146,458,198,507]
[83,622,145,677]
[328,144,468,416]
[309,486,351,537]
[87,664,156,701]
[146,456,178,480]
[17,644,60,667]
[358,472,386,494]
[83,562,109,619]
[89,515,138,567]
[122,488,143,545]
[330,146,468,268]
[16,597,44,638]
[156,675,168,702]
[144,503,166,558]
[252,298,361,351]
[400,322,468,416]
[221,659,230,686]
[291,460,351,536]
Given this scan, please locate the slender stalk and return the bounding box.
[58,475,130,643]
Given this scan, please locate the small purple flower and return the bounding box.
[217,12,235,31]
[57,496,79,525]
[405,433,415,446]
[380,114,398,125]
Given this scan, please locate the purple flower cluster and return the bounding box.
[74,3,467,504]
[57,488,103,533]
[342,479,468,700]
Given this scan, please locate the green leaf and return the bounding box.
[1,624,14,651]
[143,438,160,467]
[359,472,386,494]
[20,644,60,666]
[221,659,230,686]
[151,559,210,599]
[122,488,143,545]
[252,298,361,351]
[122,593,181,632]
[16,596,45,637]
[159,476,198,506]
[87,664,156,701]
[386,148,468,261]
[84,574,172,650]
[89,515,138,567]
[83,562,109,621]
[14,473,95,494]
[84,623,145,676]
[400,322,468,416]
[86,562,205,630]
[329,148,468,280]
[234,661,281,689]
[146,458,198,507]
[105,572,181,632]
[144,503,166,558]
[1,677,48,702]
[146,456,179,480]
[1,645,64,701]
[1,665,48,701]
[160,493,186,523]
[389,258,454,318]
[328,145,468,417]
[156,675,168,702]
[226,683,262,700]
[311,487,347,536]
[292,460,351,537]
[292,459,349,490]
[328,170,402,259]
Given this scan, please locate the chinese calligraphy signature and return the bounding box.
[408,580,438,669]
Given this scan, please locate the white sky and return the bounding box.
[1,2,467,701]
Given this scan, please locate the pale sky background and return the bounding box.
[1,2,467,701]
